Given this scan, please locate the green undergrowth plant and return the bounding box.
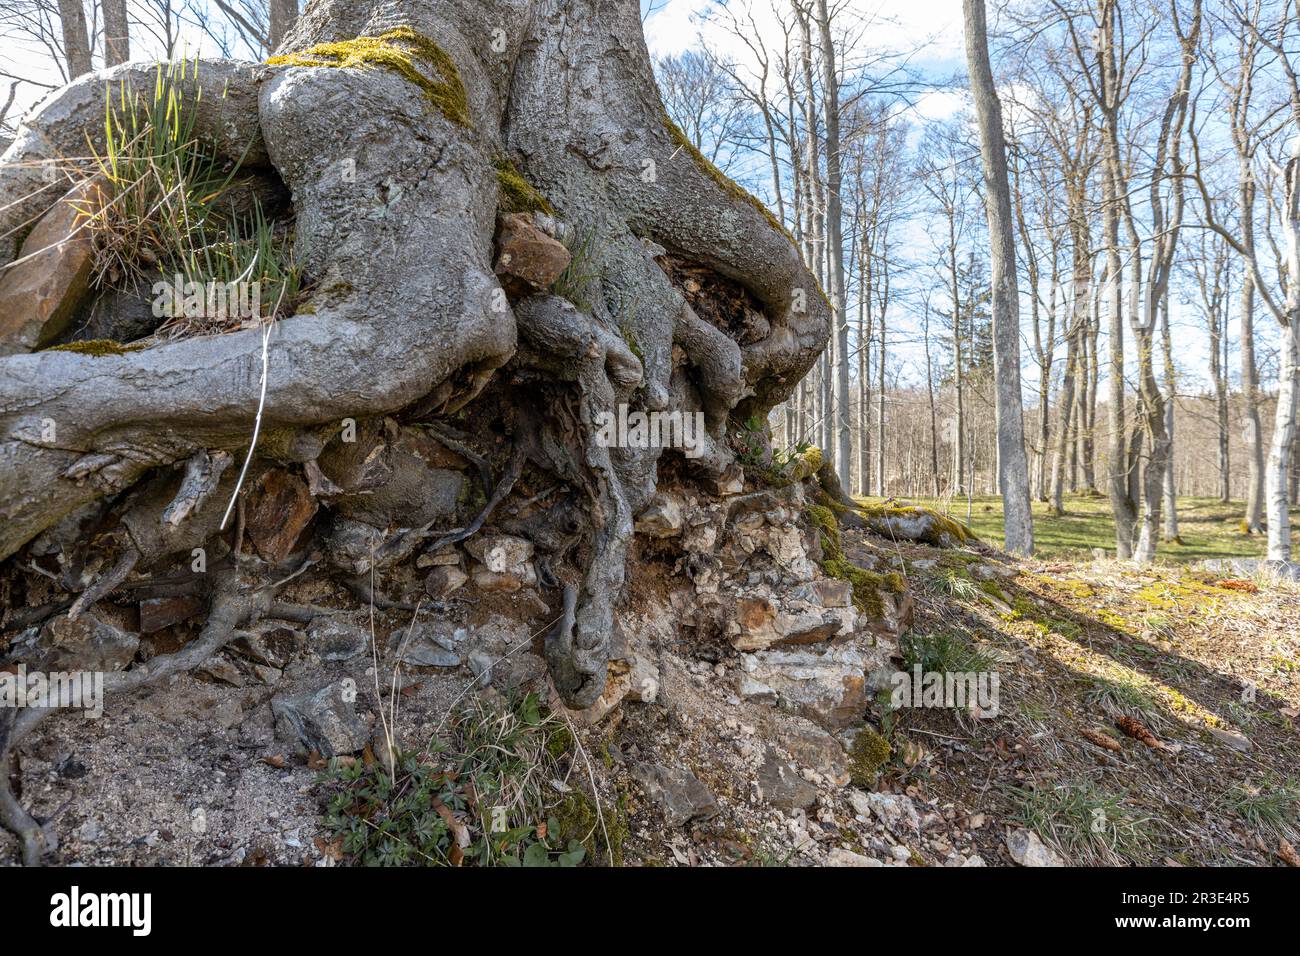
[553,227,601,311]
[319,692,597,867]
[900,629,998,676]
[1219,778,1300,839]
[85,58,241,290]
[80,59,301,339]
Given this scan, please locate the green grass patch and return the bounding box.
[906,494,1295,564]
[1012,781,1152,864]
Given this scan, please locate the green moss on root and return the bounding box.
[857,502,977,547]
[268,27,470,126]
[495,158,554,215]
[45,338,144,357]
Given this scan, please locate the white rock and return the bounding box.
[826,847,883,867]
[866,792,922,835]
[465,534,533,573]
[1007,828,1065,867]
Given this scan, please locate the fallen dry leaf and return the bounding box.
[314,835,345,862]
[262,754,287,769]
[432,796,470,864]
[306,751,328,770]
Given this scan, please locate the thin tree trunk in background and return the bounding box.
[269,0,300,52]
[1051,335,1078,515]
[1161,296,1180,541]
[57,0,93,79]
[949,224,965,495]
[924,302,941,497]
[965,0,1033,555]
[102,0,130,66]
[876,302,886,495]
[814,0,851,488]
[1241,269,1265,531]
[1086,285,1101,492]
[857,247,872,495]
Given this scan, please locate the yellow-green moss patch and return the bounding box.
[808,501,905,617]
[45,338,145,357]
[495,157,554,215]
[268,26,469,126]
[552,788,629,867]
[848,728,891,787]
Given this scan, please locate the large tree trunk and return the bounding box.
[269,0,301,51]
[1268,319,1298,561]
[964,0,1033,556]
[0,0,830,862]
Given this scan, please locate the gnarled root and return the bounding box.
[0,567,280,864]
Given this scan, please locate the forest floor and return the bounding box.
[880,542,1300,865]
[5,494,1298,867]
[898,493,1299,563]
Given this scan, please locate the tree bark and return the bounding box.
[813,0,851,489]
[102,0,130,66]
[269,0,301,52]
[964,0,1033,555]
[56,0,93,79]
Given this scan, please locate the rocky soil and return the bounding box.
[7,452,1295,867]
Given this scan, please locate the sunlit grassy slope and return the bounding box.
[862,493,1299,563]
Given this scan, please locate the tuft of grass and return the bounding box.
[1220,779,1300,839]
[84,58,243,293]
[155,200,303,336]
[1084,670,1162,720]
[78,60,301,339]
[319,693,590,867]
[1012,781,1152,865]
[552,228,601,312]
[900,629,998,676]
[941,568,983,602]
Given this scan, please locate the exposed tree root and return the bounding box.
[0,568,279,864]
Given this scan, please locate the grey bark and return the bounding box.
[102,0,130,66]
[813,0,850,490]
[0,0,830,710]
[56,0,93,79]
[269,0,300,52]
[964,0,1033,555]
